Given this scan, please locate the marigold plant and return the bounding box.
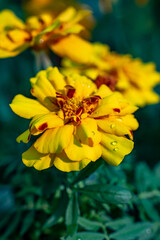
[10,67,138,172]
[0,7,90,58]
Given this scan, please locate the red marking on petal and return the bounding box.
[130,130,133,138]
[76,107,83,115]
[38,122,48,131]
[67,88,75,98]
[31,88,34,94]
[113,108,120,113]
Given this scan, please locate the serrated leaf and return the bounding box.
[109,222,154,240]
[75,184,133,204]
[78,216,102,231]
[20,211,35,236]
[43,190,68,229]
[72,158,103,185]
[65,191,79,236]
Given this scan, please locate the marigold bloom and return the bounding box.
[58,37,160,107]
[0,7,90,58]
[10,67,138,172]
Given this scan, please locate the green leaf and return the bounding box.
[105,217,134,230]
[43,190,68,229]
[75,184,133,204]
[66,232,106,240]
[20,211,35,236]
[72,158,103,185]
[109,222,154,240]
[65,191,79,236]
[0,212,21,238]
[78,216,102,231]
[35,20,61,40]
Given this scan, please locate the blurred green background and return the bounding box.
[0,0,160,239]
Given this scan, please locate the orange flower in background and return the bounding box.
[0,7,90,58]
[10,67,138,172]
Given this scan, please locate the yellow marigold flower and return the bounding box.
[0,7,90,58]
[59,39,160,107]
[10,67,138,172]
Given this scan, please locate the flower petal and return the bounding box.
[0,10,25,31]
[10,94,50,119]
[22,146,54,170]
[54,151,91,172]
[101,133,134,166]
[16,129,31,143]
[95,84,113,98]
[30,70,57,110]
[50,35,94,64]
[65,136,102,162]
[97,115,139,139]
[47,67,66,91]
[66,73,97,99]
[91,92,138,118]
[34,125,74,154]
[30,112,64,135]
[76,118,101,146]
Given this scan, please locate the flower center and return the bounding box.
[95,73,117,91]
[56,85,101,124]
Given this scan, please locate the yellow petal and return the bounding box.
[30,112,64,135]
[10,94,50,119]
[95,84,113,98]
[65,136,102,162]
[46,67,66,90]
[22,146,54,170]
[30,70,57,110]
[97,115,138,139]
[66,73,97,99]
[0,10,25,31]
[54,151,91,172]
[34,125,74,154]
[16,129,31,143]
[101,133,134,166]
[50,35,94,64]
[91,92,138,118]
[76,118,101,146]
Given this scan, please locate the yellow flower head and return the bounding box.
[0,7,90,58]
[58,38,160,107]
[10,67,138,172]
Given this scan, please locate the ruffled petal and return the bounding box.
[101,133,134,166]
[34,125,74,154]
[91,92,138,118]
[76,118,101,146]
[0,10,25,31]
[30,112,64,135]
[54,151,91,172]
[47,67,66,91]
[65,73,97,99]
[10,94,50,119]
[30,70,57,110]
[95,84,113,98]
[22,146,54,170]
[65,135,102,162]
[97,115,139,140]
